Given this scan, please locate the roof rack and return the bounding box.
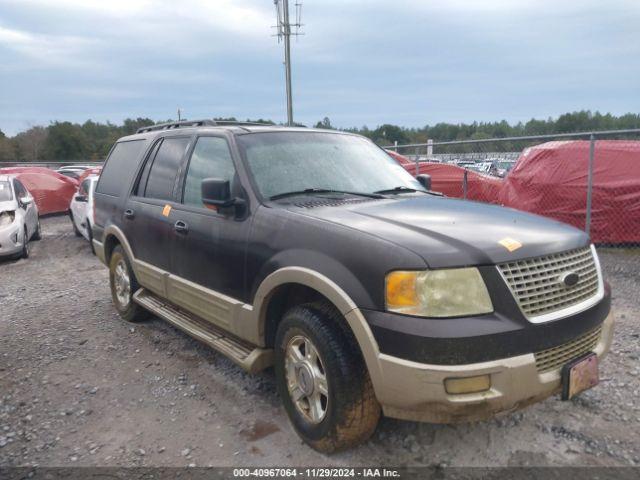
[136,119,278,134]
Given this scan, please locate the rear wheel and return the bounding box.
[275,302,380,453]
[87,223,95,255]
[33,217,41,241]
[70,212,82,237]
[108,245,147,322]
[21,227,30,259]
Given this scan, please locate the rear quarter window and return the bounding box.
[96,140,147,197]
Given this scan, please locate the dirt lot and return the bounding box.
[1,215,639,467]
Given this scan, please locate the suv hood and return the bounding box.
[288,195,589,268]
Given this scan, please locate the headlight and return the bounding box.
[385,268,493,317]
[0,210,15,227]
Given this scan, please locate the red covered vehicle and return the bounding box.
[0,167,78,215]
[499,140,640,244]
[387,150,502,204]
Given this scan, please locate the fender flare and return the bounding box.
[98,224,137,274]
[252,266,384,389]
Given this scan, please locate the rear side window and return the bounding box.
[96,140,146,197]
[183,137,236,207]
[144,137,190,201]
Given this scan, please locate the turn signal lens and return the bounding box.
[385,271,419,308]
[444,375,491,395]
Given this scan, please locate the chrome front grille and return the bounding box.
[534,326,602,373]
[498,246,601,321]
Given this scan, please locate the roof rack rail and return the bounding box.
[136,119,216,134]
[136,119,280,134]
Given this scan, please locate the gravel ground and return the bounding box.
[0,216,639,467]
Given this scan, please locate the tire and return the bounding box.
[32,217,42,241]
[21,227,30,259]
[70,212,82,237]
[275,302,380,453]
[108,245,147,322]
[87,223,95,255]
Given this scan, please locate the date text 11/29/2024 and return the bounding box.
[232,468,401,478]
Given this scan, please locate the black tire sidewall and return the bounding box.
[22,228,29,258]
[33,218,41,240]
[70,212,81,236]
[87,224,95,255]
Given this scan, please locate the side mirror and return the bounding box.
[75,194,88,202]
[201,178,234,208]
[20,196,33,206]
[416,174,432,191]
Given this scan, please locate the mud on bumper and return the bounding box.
[370,311,614,423]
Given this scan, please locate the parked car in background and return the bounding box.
[467,161,493,175]
[69,174,99,253]
[0,174,41,259]
[492,160,515,178]
[56,165,94,180]
[455,160,476,169]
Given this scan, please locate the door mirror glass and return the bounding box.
[416,174,432,191]
[201,178,233,207]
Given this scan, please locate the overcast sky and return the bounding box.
[1,0,639,135]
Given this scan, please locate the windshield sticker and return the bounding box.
[162,204,172,217]
[499,237,523,252]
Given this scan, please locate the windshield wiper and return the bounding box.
[270,188,385,201]
[373,186,427,195]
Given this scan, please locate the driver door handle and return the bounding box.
[124,209,135,219]
[174,220,189,234]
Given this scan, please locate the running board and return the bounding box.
[133,289,273,373]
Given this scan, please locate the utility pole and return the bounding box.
[273,1,303,126]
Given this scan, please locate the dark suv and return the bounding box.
[93,120,613,452]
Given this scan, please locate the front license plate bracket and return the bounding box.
[561,352,599,401]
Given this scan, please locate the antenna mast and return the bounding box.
[273,0,303,126]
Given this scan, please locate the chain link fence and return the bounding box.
[388,129,640,247]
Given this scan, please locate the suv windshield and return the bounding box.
[0,181,13,201]
[237,132,423,199]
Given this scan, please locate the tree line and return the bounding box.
[1,110,639,162]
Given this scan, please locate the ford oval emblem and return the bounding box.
[559,272,580,287]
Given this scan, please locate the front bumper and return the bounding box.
[371,311,614,423]
[0,224,22,257]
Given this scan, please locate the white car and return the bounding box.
[69,174,98,252]
[56,165,94,180]
[0,175,41,259]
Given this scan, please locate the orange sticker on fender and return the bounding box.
[162,204,172,217]
[498,237,522,252]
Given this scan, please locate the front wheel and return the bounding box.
[108,245,147,322]
[275,303,380,453]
